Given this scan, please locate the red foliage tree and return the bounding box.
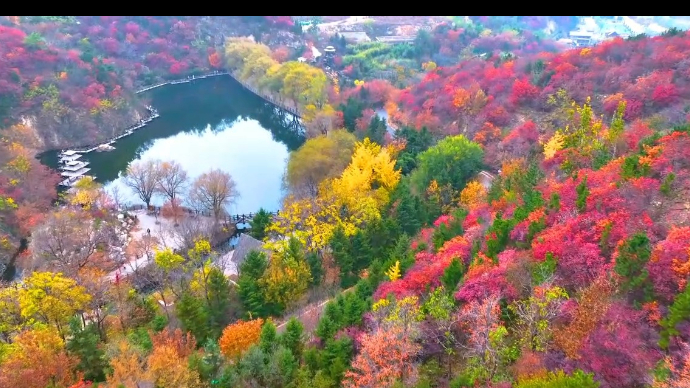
[510,78,540,105]
[573,302,661,388]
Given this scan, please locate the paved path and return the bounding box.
[106,210,179,281]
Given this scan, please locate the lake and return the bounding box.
[40,76,305,215]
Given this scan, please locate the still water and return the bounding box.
[41,76,305,215]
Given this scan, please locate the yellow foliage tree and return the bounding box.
[146,344,203,388]
[18,271,91,335]
[69,176,102,209]
[459,180,487,209]
[102,340,148,388]
[218,318,264,359]
[0,285,22,337]
[543,131,564,160]
[385,261,401,281]
[267,138,401,251]
[260,253,311,309]
[422,61,437,71]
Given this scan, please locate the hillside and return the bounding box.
[0,16,297,148]
[386,30,690,169]
[3,17,690,388]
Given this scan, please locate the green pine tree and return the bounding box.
[259,321,278,354]
[576,176,589,213]
[66,318,109,382]
[176,291,210,343]
[205,267,232,339]
[249,208,273,241]
[306,251,324,287]
[281,317,305,359]
[238,250,279,318]
[350,230,372,278]
[329,226,354,287]
[660,282,690,349]
[441,258,464,292]
[614,233,654,304]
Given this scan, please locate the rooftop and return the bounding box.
[375,35,416,43]
[338,31,371,43]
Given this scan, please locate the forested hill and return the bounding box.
[0,16,296,148]
[386,29,690,171]
[5,16,690,388]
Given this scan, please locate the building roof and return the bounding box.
[375,35,416,43]
[338,31,371,43]
[232,233,269,268]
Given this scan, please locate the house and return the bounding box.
[375,35,416,44]
[338,31,371,44]
[569,30,594,47]
[231,233,269,269]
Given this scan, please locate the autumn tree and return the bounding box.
[29,209,117,275]
[285,129,357,198]
[124,159,162,209]
[146,330,203,388]
[189,169,239,221]
[102,340,148,388]
[553,277,614,358]
[156,160,188,206]
[18,271,91,336]
[509,285,568,351]
[224,37,271,67]
[219,318,264,359]
[267,61,329,108]
[68,176,105,210]
[260,237,312,310]
[343,325,421,388]
[153,248,185,318]
[458,293,513,382]
[459,180,487,209]
[0,326,78,388]
[269,138,401,251]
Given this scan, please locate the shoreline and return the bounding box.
[38,71,231,155]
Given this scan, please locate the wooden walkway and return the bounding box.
[226,71,303,118]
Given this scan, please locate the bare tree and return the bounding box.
[156,161,188,201]
[157,161,188,225]
[30,209,118,276]
[123,159,162,209]
[168,216,215,251]
[107,185,124,211]
[189,169,239,221]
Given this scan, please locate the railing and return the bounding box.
[123,204,279,224]
[65,107,160,154]
[134,71,229,94]
[225,71,303,118]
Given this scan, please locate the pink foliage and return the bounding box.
[500,120,540,159]
[647,227,690,304]
[455,250,519,303]
[573,303,661,388]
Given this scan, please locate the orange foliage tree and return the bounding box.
[0,327,78,388]
[102,340,147,388]
[459,180,487,209]
[219,318,264,359]
[553,277,614,358]
[208,51,221,68]
[342,326,421,388]
[147,341,203,388]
